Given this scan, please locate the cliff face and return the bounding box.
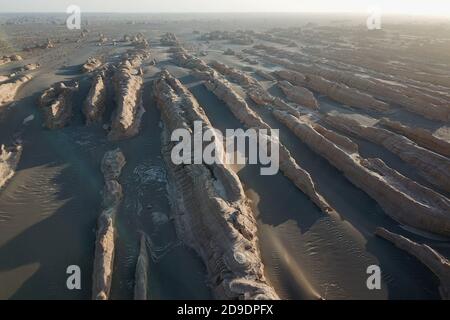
[203,71,334,216]
[108,60,144,141]
[376,227,450,299]
[154,70,279,300]
[325,114,450,194]
[273,69,388,112]
[273,110,450,236]
[0,144,22,190]
[82,57,102,73]
[38,81,79,129]
[0,75,33,107]
[133,234,149,300]
[379,118,450,158]
[278,80,319,110]
[83,74,107,125]
[92,148,126,300]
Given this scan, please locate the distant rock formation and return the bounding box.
[108,60,144,141]
[278,80,318,110]
[134,233,149,300]
[325,114,450,194]
[0,144,22,190]
[375,227,450,299]
[154,70,279,300]
[203,71,334,217]
[38,81,79,129]
[82,57,102,73]
[274,110,450,236]
[83,73,106,125]
[255,70,276,81]
[92,148,126,300]
[379,118,450,158]
[0,74,33,107]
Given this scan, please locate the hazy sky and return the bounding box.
[1,0,450,16]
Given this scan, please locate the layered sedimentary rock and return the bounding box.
[273,70,305,85]
[325,114,450,194]
[154,70,279,300]
[379,118,450,158]
[134,233,149,300]
[0,54,22,66]
[0,144,22,190]
[108,60,144,141]
[38,81,79,129]
[92,148,126,300]
[83,74,107,125]
[82,57,102,73]
[255,70,276,81]
[210,60,257,86]
[273,69,388,112]
[0,74,33,107]
[20,63,40,72]
[375,227,450,299]
[278,80,318,110]
[274,110,450,236]
[203,72,333,215]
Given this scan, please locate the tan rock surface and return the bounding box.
[0,144,22,190]
[108,60,144,141]
[379,118,450,158]
[0,74,33,107]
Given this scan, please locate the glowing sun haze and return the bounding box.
[0,0,450,16]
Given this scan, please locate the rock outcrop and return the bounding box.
[325,114,450,194]
[0,54,22,66]
[0,74,33,107]
[82,57,102,73]
[273,69,388,112]
[0,144,22,190]
[203,72,334,216]
[38,81,79,129]
[108,60,144,141]
[379,118,450,158]
[274,110,450,236]
[92,148,126,300]
[154,70,279,300]
[83,74,107,125]
[375,227,450,299]
[134,233,149,300]
[278,80,318,110]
